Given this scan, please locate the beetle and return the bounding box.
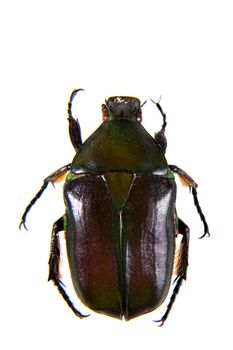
[20,89,210,325]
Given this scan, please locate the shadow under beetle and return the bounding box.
[20,89,210,325]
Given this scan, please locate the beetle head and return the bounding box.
[102,97,142,122]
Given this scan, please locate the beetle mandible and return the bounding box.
[20,89,210,325]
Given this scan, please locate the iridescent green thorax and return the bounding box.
[70,119,168,175]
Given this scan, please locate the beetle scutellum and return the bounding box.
[20,89,210,325]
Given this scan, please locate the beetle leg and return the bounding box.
[68,89,84,151]
[150,98,167,154]
[169,165,210,238]
[48,216,89,319]
[154,129,167,154]
[155,218,189,326]
[169,165,198,188]
[19,164,71,230]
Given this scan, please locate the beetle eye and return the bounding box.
[102,104,108,121]
[136,111,142,122]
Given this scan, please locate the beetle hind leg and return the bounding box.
[48,216,89,319]
[154,218,189,326]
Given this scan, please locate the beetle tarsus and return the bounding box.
[154,218,189,325]
[53,280,90,319]
[48,217,89,319]
[19,164,71,230]
[169,165,210,238]
[150,98,167,131]
[154,275,185,326]
[191,187,210,238]
[151,99,167,153]
[19,182,49,230]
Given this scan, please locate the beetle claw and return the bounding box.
[69,88,85,104]
[73,309,90,319]
[198,230,210,239]
[19,221,28,231]
[153,319,164,327]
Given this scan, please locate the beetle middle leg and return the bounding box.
[155,218,189,326]
[48,216,89,319]
[19,163,71,230]
[169,165,210,238]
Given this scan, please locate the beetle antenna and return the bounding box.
[140,100,147,108]
[68,88,85,119]
[104,100,110,110]
[150,97,167,131]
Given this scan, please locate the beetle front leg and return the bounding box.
[169,164,210,238]
[68,89,84,151]
[48,216,89,319]
[155,218,189,326]
[19,163,71,230]
[151,99,167,154]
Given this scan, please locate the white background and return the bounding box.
[1,0,232,349]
